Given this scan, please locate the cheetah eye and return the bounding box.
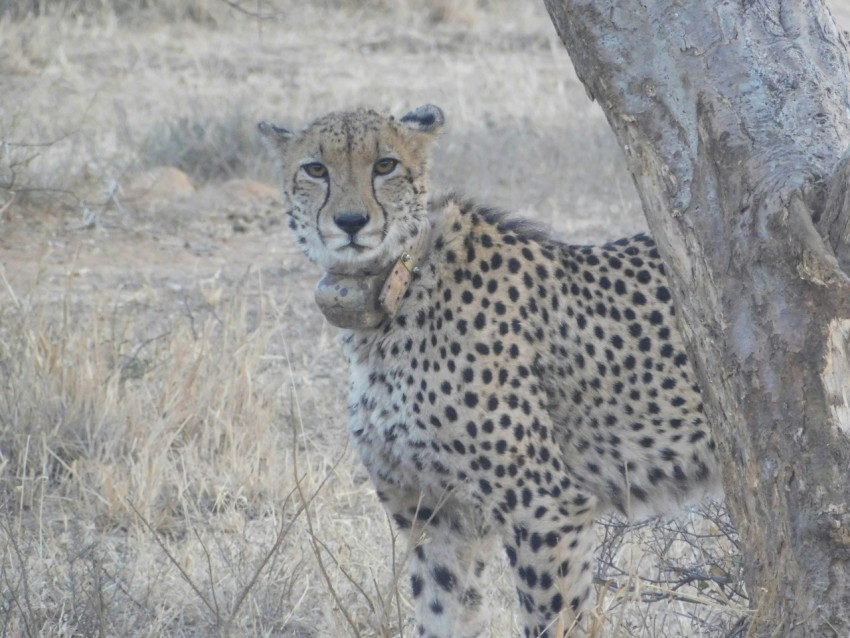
[373,158,398,176]
[302,162,328,179]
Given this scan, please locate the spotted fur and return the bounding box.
[260,105,720,637]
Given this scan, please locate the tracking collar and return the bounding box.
[314,227,430,330]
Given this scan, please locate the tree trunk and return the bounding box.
[542,1,850,635]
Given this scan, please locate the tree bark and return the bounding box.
[542,1,850,635]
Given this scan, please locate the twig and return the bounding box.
[224,481,312,630]
[0,264,21,310]
[126,500,218,620]
[193,528,222,628]
[0,192,14,220]
[216,0,278,20]
[0,518,36,637]
[283,331,363,635]
[292,432,362,635]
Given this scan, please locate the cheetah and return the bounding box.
[259,105,720,637]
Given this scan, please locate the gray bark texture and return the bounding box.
[542,1,850,635]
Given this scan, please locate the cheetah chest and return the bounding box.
[339,308,478,498]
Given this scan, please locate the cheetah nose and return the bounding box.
[334,212,369,237]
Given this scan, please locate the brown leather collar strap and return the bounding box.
[378,229,428,317]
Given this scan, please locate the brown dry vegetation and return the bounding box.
[2,1,847,636]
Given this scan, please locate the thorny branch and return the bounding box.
[594,500,748,633]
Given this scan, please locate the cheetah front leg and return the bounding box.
[377,486,499,638]
[502,487,599,638]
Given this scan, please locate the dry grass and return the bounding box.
[0,266,423,636]
[3,1,848,635]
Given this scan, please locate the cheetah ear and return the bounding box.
[399,104,445,135]
[258,121,295,153]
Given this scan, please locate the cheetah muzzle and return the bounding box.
[260,104,722,637]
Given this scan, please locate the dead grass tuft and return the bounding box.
[0,272,335,635]
[140,110,271,184]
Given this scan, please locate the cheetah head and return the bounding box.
[259,105,444,276]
